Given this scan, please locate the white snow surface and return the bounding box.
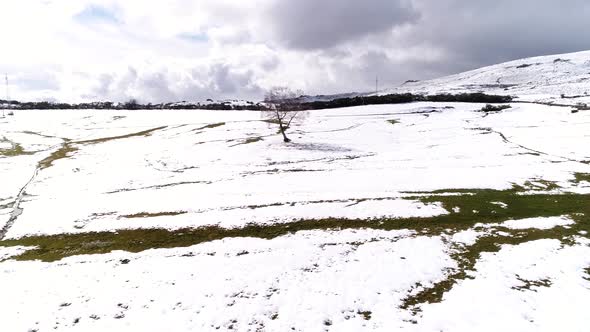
[0,245,35,261]
[450,229,483,246]
[502,216,575,230]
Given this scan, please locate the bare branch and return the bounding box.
[262,87,307,143]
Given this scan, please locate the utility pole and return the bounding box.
[5,74,8,99]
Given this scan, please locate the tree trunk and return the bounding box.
[279,122,291,142]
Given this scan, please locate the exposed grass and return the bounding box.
[119,211,188,219]
[192,122,226,132]
[76,126,167,145]
[357,310,372,321]
[521,179,562,191]
[478,104,512,113]
[573,173,590,184]
[418,192,588,224]
[38,143,79,169]
[22,131,64,140]
[0,137,34,157]
[244,137,263,144]
[105,181,210,194]
[387,119,400,125]
[231,137,263,147]
[512,276,552,292]
[242,168,322,176]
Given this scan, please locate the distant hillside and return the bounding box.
[383,50,590,106]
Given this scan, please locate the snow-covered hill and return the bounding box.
[384,50,590,106]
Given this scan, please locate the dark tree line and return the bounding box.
[0,99,266,111]
[301,93,512,110]
[1,93,512,111]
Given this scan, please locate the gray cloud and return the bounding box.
[401,0,590,70]
[83,64,263,103]
[258,0,590,96]
[303,0,590,93]
[268,0,419,50]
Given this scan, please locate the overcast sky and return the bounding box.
[1,0,590,103]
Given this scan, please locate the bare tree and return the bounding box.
[263,87,306,143]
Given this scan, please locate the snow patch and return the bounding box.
[0,246,35,261]
[502,216,574,230]
[451,229,485,246]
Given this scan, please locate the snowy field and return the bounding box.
[1,101,589,331]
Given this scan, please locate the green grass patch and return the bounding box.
[0,184,588,262]
[573,173,590,184]
[38,143,79,169]
[512,276,552,292]
[387,119,400,125]
[521,179,562,191]
[416,191,588,224]
[357,310,372,320]
[120,211,188,219]
[22,131,63,140]
[192,122,226,132]
[479,104,512,113]
[231,137,264,147]
[0,137,34,157]
[244,137,263,144]
[76,126,167,145]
